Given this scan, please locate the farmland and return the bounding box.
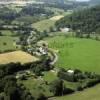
[32,15,64,32]
[45,36,100,73]
[32,10,72,32]
[52,84,100,100]
[0,50,39,64]
[32,18,56,32]
[0,36,19,52]
[0,2,100,100]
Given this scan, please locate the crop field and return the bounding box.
[0,51,39,64]
[45,36,100,73]
[0,36,19,51]
[51,84,100,100]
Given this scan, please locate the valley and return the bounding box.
[0,1,100,100]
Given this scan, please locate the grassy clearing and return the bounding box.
[32,15,64,32]
[51,84,100,100]
[43,71,58,83]
[32,19,56,32]
[0,51,39,64]
[45,36,100,73]
[0,36,18,51]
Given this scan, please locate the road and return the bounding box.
[48,49,58,65]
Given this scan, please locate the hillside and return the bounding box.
[89,0,100,5]
[56,5,100,34]
[52,84,100,100]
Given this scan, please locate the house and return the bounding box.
[60,27,70,32]
[38,47,47,55]
[67,70,74,75]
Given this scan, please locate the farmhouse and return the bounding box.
[33,46,48,56]
[35,40,48,56]
[60,27,70,32]
[67,69,74,75]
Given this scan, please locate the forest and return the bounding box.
[56,5,100,35]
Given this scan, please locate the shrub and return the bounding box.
[63,87,74,95]
[37,93,47,100]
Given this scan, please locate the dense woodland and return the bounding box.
[56,5,100,35]
[0,5,54,25]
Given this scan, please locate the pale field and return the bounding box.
[49,15,64,21]
[0,51,38,64]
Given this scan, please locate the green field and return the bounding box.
[51,84,100,100]
[0,30,16,36]
[45,36,100,73]
[0,36,18,51]
[32,19,56,32]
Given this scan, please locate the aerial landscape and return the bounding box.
[0,0,100,100]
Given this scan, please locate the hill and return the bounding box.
[56,5,100,34]
[32,15,64,32]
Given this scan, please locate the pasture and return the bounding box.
[45,36,100,73]
[0,36,18,51]
[0,51,38,64]
[32,15,64,32]
[32,19,56,32]
[52,84,100,100]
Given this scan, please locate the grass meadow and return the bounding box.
[0,36,18,51]
[45,36,100,73]
[32,19,56,32]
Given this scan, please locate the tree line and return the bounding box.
[56,5,100,35]
[0,5,54,25]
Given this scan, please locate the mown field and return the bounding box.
[45,36,100,73]
[0,51,38,64]
[51,84,100,100]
